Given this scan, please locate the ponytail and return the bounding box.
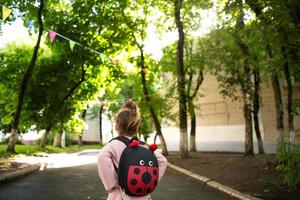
[116,99,141,135]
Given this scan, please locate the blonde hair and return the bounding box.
[116,99,141,136]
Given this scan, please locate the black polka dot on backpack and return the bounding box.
[134,168,140,175]
[142,172,151,184]
[131,179,138,186]
[136,188,143,193]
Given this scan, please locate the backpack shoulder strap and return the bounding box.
[109,136,146,146]
[109,136,130,174]
[109,136,131,146]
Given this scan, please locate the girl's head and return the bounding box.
[116,99,141,136]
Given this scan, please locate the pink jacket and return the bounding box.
[97,138,167,200]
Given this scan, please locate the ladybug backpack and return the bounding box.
[110,136,159,197]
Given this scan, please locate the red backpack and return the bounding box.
[110,136,159,197]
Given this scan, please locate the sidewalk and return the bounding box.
[0,150,99,182]
[167,152,299,200]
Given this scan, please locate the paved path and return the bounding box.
[0,164,235,200]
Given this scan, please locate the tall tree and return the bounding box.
[121,0,169,155]
[99,102,104,145]
[253,68,265,154]
[184,38,204,152]
[174,0,188,158]
[160,0,211,153]
[249,0,300,144]
[6,0,44,152]
[245,0,295,151]
[234,0,254,156]
[78,108,87,146]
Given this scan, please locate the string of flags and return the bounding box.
[1,4,156,77]
[1,5,104,60]
[1,5,156,78]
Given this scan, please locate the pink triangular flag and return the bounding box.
[49,31,57,43]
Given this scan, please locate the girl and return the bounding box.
[97,99,167,200]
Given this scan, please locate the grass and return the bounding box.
[0,144,102,158]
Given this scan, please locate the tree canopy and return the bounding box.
[0,0,299,158]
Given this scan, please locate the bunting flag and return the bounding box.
[156,92,161,98]
[49,31,57,43]
[28,20,34,32]
[142,68,148,75]
[69,40,75,50]
[99,53,105,62]
[2,6,12,21]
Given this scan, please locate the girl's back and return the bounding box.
[97,99,167,200]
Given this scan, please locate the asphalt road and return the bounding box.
[0,164,236,200]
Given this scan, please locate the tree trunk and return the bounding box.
[79,108,87,146]
[123,7,169,155]
[272,72,285,151]
[242,67,254,156]
[188,99,197,152]
[246,0,287,152]
[175,0,188,159]
[235,1,254,156]
[281,45,295,143]
[99,104,104,145]
[6,128,18,153]
[266,45,285,152]
[138,46,168,155]
[253,70,265,154]
[154,118,168,156]
[78,135,83,146]
[40,124,52,148]
[6,0,44,153]
[187,71,203,152]
[244,100,254,156]
[53,131,63,147]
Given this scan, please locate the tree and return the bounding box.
[185,38,204,152]
[172,0,212,158]
[233,0,254,156]
[161,38,205,152]
[2,0,135,149]
[201,0,278,155]
[121,0,169,155]
[174,0,188,159]
[6,0,44,153]
[253,65,265,154]
[0,43,37,136]
[245,0,300,150]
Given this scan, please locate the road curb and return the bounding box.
[0,164,40,183]
[167,162,261,200]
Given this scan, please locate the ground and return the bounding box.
[0,158,31,175]
[167,152,300,200]
[1,151,300,200]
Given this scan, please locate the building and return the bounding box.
[158,74,300,153]
[80,74,300,154]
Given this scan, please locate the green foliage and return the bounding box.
[276,143,300,189]
[0,43,51,133]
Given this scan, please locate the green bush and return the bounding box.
[64,132,74,146]
[276,143,300,190]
